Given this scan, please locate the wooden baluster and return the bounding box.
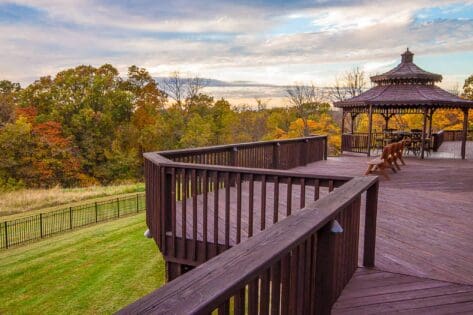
[273,176,279,224]
[182,169,187,259]
[234,287,246,315]
[270,261,281,315]
[218,301,230,315]
[160,167,168,254]
[364,181,378,267]
[202,170,208,260]
[236,173,242,244]
[224,172,230,249]
[314,179,320,201]
[300,178,306,209]
[315,222,337,314]
[214,171,219,256]
[249,174,254,237]
[260,269,270,315]
[288,246,299,315]
[309,234,318,314]
[280,254,290,315]
[286,178,292,216]
[303,238,312,314]
[261,175,266,231]
[191,169,198,261]
[249,278,259,315]
[171,168,177,258]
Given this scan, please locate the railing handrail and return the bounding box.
[143,155,352,184]
[118,176,378,315]
[158,135,326,158]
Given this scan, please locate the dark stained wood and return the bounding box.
[293,155,473,285]
[462,108,469,159]
[363,181,378,267]
[119,176,376,314]
[333,268,473,314]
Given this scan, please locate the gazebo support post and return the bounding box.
[421,108,428,159]
[350,113,358,134]
[367,105,373,157]
[341,109,346,134]
[382,113,394,130]
[428,109,434,139]
[461,108,469,160]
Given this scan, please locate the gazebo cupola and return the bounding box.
[334,49,473,159]
[370,49,442,86]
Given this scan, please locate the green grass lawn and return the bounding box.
[0,213,165,314]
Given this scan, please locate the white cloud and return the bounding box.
[0,0,472,87]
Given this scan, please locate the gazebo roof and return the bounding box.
[334,49,473,109]
[370,49,442,84]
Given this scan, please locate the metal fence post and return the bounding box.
[4,221,8,249]
[69,207,73,229]
[95,202,98,222]
[117,198,120,218]
[39,213,43,238]
[136,194,139,213]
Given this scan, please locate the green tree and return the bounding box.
[0,80,20,126]
[463,74,473,100]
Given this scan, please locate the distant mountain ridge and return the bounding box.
[154,77,282,88]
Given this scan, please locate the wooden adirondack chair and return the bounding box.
[365,145,394,180]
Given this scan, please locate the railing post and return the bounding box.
[363,181,379,267]
[4,221,8,249]
[69,207,73,229]
[136,194,140,213]
[95,202,98,222]
[315,223,337,314]
[300,139,309,165]
[164,170,173,233]
[324,136,328,160]
[39,213,43,238]
[273,142,280,169]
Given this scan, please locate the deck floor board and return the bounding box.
[333,268,473,314]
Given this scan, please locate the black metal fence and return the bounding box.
[0,193,145,250]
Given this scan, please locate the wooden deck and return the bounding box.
[333,268,473,314]
[293,153,473,286]
[138,137,473,313]
[170,181,332,246]
[291,150,473,312]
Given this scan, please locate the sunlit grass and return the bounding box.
[0,183,145,218]
[0,213,165,314]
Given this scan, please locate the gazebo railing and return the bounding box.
[342,133,379,154]
[345,129,472,155]
[432,129,473,151]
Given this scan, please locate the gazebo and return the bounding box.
[334,49,473,159]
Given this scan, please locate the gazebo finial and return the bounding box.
[402,48,414,63]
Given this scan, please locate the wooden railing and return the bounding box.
[120,176,379,314]
[432,129,473,151]
[161,136,328,169]
[143,137,346,278]
[342,133,378,154]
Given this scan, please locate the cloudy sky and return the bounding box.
[1,0,473,88]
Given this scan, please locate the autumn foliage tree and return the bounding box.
[1,66,471,190]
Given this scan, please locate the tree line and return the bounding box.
[0,65,341,190]
[1,64,471,190]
